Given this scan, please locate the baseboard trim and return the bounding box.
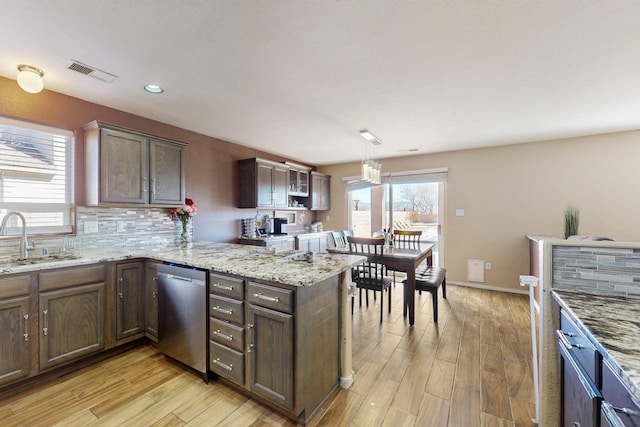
[448,280,528,295]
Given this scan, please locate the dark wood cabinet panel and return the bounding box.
[0,296,31,385]
[239,158,290,209]
[84,121,186,207]
[99,128,148,204]
[116,262,145,341]
[559,341,600,427]
[149,138,186,205]
[145,262,159,341]
[248,304,294,410]
[39,282,105,371]
[310,172,330,211]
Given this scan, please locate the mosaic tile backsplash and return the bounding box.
[0,206,179,258]
[553,245,640,296]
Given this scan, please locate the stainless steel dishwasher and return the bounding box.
[157,263,208,380]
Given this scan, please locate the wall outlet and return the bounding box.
[485,262,492,270]
[325,215,330,221]
[116,221,125,233]
[84,221,98,234]
[455,209,465,217]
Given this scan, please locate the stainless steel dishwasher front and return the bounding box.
[157,263,207,379]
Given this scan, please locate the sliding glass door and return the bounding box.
[347,169,446,266]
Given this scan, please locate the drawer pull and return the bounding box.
[253,293,279,303]
[611,405,630,415]
[558,329,584,350]
[23,313,29,342]
[213,330,234,341]
[213,282,234,291]
[213,306,233,315]
[213,358,233,371]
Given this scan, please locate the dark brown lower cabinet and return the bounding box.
[208,273,340,425]
[558,341,601,427]
[38,264,105,371]
[145,262,159,341]
[116,261,145,341]
[601,359,640,427]
[0,294,31,385]
[247,303,294,410]
[39,282,105,370]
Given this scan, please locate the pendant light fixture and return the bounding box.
[17,64,45,94]
[359,130,382,184]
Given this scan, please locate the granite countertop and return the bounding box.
[0,242,365,287]
[552,289,640,404]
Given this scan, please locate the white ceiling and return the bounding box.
[2,1,640,165]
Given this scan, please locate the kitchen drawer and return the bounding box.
[602,359,640,427]
[210,273,244,300]
[0,274,30,299]
[209,341,244,384]
[39,264,104,291]
[210,317,244,353]
[209,295,244,325]
[247,281,292,313]
[558,339,601,427]
[559,309,600,385]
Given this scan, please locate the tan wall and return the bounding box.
[0,76,316,243]
[318,132,640,292]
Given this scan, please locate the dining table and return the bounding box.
[328,241,433,326]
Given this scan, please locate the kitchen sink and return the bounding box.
[0,252,81,268]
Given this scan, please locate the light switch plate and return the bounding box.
[455,209,465,217]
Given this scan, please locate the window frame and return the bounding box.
[0,116,75,236]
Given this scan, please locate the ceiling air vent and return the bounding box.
[67,60,118,83]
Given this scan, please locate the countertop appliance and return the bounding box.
[157,263,208,381]
[273,218,288,234]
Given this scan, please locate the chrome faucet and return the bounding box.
[0,211,30,260]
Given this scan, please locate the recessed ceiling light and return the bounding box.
[144,84,164,94]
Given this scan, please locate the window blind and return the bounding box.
[0,117,74,235]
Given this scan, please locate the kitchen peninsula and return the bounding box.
[529,236,640,426]
[0,242,365,425]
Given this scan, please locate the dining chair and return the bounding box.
[343,229,354,238]
[388,229,423,285]
[331,230,347,247]
[393,229,422,245]
[347,236,393,323]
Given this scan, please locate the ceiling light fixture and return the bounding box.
[144,84,164,94]
[359,129,382,184]
[359,129,383,145]
[16,64,44,94]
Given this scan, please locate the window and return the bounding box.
[0,117,74,235]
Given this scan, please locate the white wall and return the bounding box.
[319,131,640,292]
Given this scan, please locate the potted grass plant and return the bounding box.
[564,205,580,239]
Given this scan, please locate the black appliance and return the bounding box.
[273,218,288,234]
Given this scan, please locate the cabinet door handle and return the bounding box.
[118,277,124,299]
[213,306,233,315]
[212,358,233,371]
[253,293,279,303]
[42,309,48,336]
[213,282,233,291]
[141,177,148,198]
[23,313,29,342]
[213,330,234,341]
[151,178,156,201]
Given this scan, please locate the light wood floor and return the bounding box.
[0,284,536,427]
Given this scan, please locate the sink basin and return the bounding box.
[0,252,81,268]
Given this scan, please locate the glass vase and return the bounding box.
[176,217,193,247]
